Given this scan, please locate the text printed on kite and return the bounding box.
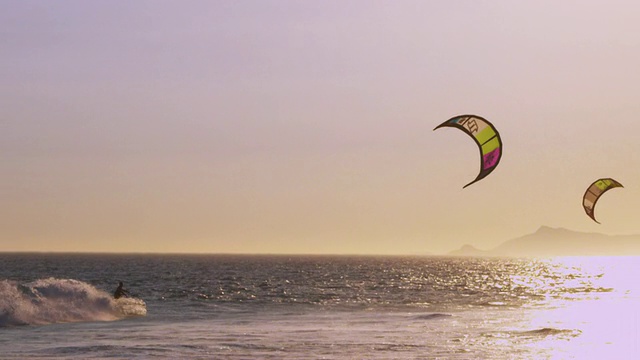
[434,114,503,188]
[582,178,623,224]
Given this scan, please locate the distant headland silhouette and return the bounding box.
[449,226,640,257]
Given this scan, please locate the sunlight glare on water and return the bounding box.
[516,257,640,359]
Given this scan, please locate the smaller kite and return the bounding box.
[582,178,623,224]
[434,114,502,188]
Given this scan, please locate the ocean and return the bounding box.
[1,254,639,359]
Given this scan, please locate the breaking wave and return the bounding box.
[0,278,146,327]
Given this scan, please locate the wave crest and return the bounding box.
[0,278,146,327]
[414,313,452,320]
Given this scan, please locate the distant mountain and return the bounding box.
[448,244,487,257]
[449,226,640,257]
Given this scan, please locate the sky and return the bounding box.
[2,0,640,254]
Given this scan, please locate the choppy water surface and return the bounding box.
[1,254,639,359]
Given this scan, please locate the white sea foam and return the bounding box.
[0,278,146,327]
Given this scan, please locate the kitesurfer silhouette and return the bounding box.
[113,281,130,299]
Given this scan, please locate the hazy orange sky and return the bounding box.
[2,1,640,254]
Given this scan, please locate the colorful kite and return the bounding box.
[582,178,623,224]
[434,114,502,188]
